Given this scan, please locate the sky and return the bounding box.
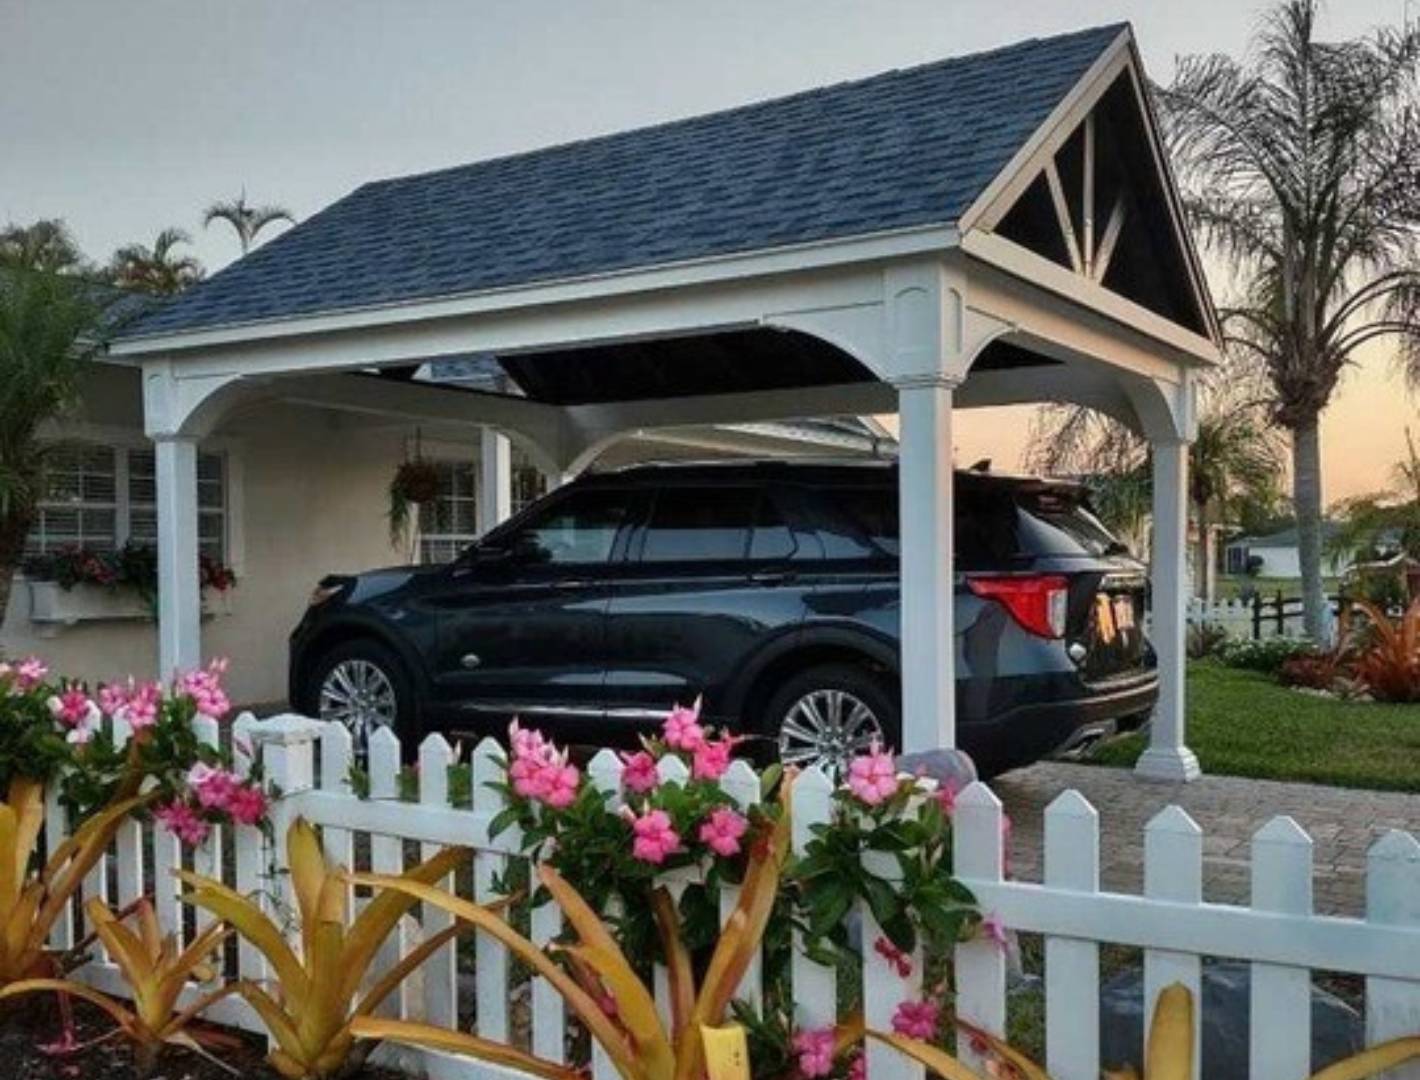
[3,0,1417,504]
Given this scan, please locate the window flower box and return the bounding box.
[25,577,232,637]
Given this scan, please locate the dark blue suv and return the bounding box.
[290,461,1156,776]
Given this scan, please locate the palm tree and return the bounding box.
[0,219,90,275]
[202,192,294,254]
[108,228,204,295]
[1329,428,1420,565]
[1155,0,1420,638]
[0,231,107,619]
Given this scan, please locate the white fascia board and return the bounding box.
[108,223,960,358]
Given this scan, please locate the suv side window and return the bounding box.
[503,488,630,565]
[641,487,756,562]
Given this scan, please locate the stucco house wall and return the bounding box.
[2,364,412,705]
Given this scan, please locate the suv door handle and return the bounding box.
[553,579,592,590]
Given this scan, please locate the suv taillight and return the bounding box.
[966,574,1069,638]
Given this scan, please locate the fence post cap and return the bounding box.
[246,713,325,746]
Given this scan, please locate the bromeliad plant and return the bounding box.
[346,773,794,1080]
[178,817,470,1080]
[1348,597,1420,703]
[0,897,241,1075]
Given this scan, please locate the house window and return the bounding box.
[511,445,547,515]
[26,440,228,561]
[418,460,478,564]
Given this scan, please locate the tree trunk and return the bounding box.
[1292,416,1327,641]
[0,509,32,635]
[1193,500,1210,602]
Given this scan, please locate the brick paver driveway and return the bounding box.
[991,763,1420,916]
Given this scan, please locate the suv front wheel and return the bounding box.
[764,663,900,775]
[306,639,415,753]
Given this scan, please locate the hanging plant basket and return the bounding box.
[388,455,441,551]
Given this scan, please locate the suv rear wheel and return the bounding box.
[306,639,415,752]
[764,663,900,775]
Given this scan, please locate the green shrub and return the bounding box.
[1215,635,1316,674]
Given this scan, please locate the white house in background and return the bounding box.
[0,356,893,707]
[1224,522,1346,579]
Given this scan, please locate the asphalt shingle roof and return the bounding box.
[123,24,1125,340]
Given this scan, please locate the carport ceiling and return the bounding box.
[378,329,1060,407]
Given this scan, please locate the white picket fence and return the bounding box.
[50,714,1420,1080]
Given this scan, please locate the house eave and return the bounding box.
[108,222,962,358]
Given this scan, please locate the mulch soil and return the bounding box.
[0,997,406,1080]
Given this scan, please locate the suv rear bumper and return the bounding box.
[959,673,1158,777]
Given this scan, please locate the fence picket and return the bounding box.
[1249,816,1313,1080]
[1144,805,1203,1080]
[862,846,922,1080]
[719,758,763,1012]
[790,766,836,1032]
[190,713,223,941]
[954,782,1007,1074]
[1044,790,1100,1080]
[652,755,692,1029]
[368,726,409,1021]
[530,899,566,1063]
[44,784,72,951]
[586,747,623,1080]
[110,715,145,916]
[418,734,457,1030]
[1364,830,1420,1080]
[232,713,267,982]
[319,723,356,916]
[472,738,511,1041]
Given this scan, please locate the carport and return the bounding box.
[109,23,1219,781]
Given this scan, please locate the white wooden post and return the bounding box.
[154,434,202,678]
[1044,790,1100,1080]
[479,428,513,535]
[110,715,145,917]
[1249,816,1313,1080]
[252,716,321,932]
[1137,439,1201,781]
[789,767,836,1032]
[1364,830,1420,1079]
[895,375,959,753]
[44,785,72,951]
[862,845,923,1080]
[954,782,1007,1074]
[586,749,623,1080]
[320,722,356,915]
[368,726,409,1020]
[1143,805,1202,1079]
[472,738,512,1041]
[418,734,457,1030]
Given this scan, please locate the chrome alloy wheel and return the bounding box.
[777,689,884,773]
[318,659,398,746]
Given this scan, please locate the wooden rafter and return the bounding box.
[1082,113,1096,277]
[1044,159,1084,275]
[1093,195,1126,282]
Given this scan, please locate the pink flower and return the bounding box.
[225,784,269,827]
[189,764,241,811]
[874,934,913,977]
[154,801,210,847]
[509,719,555,765]
[13,657,48,692]
[48,686,100,745]
[540,758,580,809]
[121,682,162,732]
[847,742,898,806]
[934,779,960,816]
[691,735,734,781]
[176,659,231,720]
[980,912,1008,952]
[97,680,130,717]
[891,999,940,1041]
[698,807,748,857]
[630,808,681,865]
[791,1027,835,1079]
[620,751,660,794]
[662,698,705,751]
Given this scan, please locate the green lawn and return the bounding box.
[1215,574,1341,600]
[1087,661,1420,792]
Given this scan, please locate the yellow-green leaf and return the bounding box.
[349,1015,586,1080]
